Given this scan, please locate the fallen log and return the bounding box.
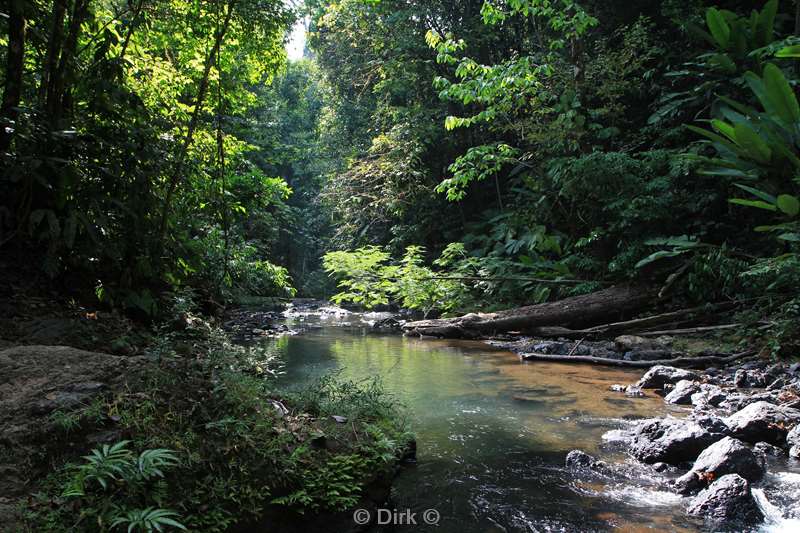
[403,284,655,338]
[519,350,755,369]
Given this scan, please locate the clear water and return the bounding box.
[259,317,714,532]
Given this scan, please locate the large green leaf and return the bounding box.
[733,122,772,164]
[762,63,800,125]
[706,8,730,49]
[729,198,777,211]
[734,183,777,204]
[777,194,800,217]
[755,0,777,47]
[777,45,800,58]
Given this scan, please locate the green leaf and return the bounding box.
[733,122,772,163]
[778,233,800,242]
[635,250,688,269]
[755,0,777,47]
[776,45,800,58]
[729,198,778,211]
[762,63,800,125]
[776,194,800,216]
[706,8,731,49]
[734,183,777,204]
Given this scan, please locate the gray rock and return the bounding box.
[791,445,800,459]
[691,384,727,408]
[754,441,785,458]
[787,423,800,449]
[372,317,403,332]
[724,401,800,445]
[673,437,765,494]
[637,366,700,390]
[625,385,645,397]
[565,450,616,478]
[614,335,662,352]
[630,417,728,465]
[734,369,767,389]
[665,380,700,405]
[686,474,763,527]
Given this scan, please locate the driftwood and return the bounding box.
[519,350,755,369]
[403,284,655,338]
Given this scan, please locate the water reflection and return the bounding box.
[266,326,698,532]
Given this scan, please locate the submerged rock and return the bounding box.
[686,474,763,527]
[630,417,728,465]
[665,380,699,405]
[724,401,800,445]
[673,437,765,494]
[565,450,617,478]
[637,366,699,390]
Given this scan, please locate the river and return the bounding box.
[248,306,800,532]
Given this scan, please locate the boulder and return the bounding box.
[623,349,673,362]
[637,366,699,390]
[565,450,617,478]
[665,380,700,405]
[734,369,767,389]
[754,442,785,458]
[630,417,728,465]
[724,401,800,445]
[787,423,800,448]
[690,384,727,409]
[615,335,666,352]
[673,437,765,494]
[686,474,763,527]
[788,425,800,458]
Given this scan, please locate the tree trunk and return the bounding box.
[48,0,89,125]
[403,284,655,338]
[0,0,26,152]
[39,0,68,111]
[156,0,236,251]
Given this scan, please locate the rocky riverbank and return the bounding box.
[566,360,800,530]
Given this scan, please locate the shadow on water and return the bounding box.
[263,324,703,532]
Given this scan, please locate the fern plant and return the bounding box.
[60,441,186,532]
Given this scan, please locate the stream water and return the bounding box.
[250,307,800,532]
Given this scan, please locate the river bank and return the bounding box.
[0,293,413,532]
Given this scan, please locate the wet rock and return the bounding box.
[665,380,700,405]
[609,384,626,393]
[734,369,767,389]
[788,424,800,447]
[565,450,616,478]
[691,384,727,409]
[686,474,763,527]
[653,462,679,474]
[724,401,800,445]
[637,366,699,390]
[767,376,791,391]
[791,445,800,459]
[673,437,765,494]
[372,317,402,332]
[790,363,800,375]
[531,341,568,354]
[625,385,645,397]
[754,442,785,458]
[630,417,728,465]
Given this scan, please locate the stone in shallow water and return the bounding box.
[629,417,728,465]
[673,437,765,494]
[686,474,763,527]
[724,401,800,445]
[754,441,785,458]
[665,380,699,405]
[637,366,699,390]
